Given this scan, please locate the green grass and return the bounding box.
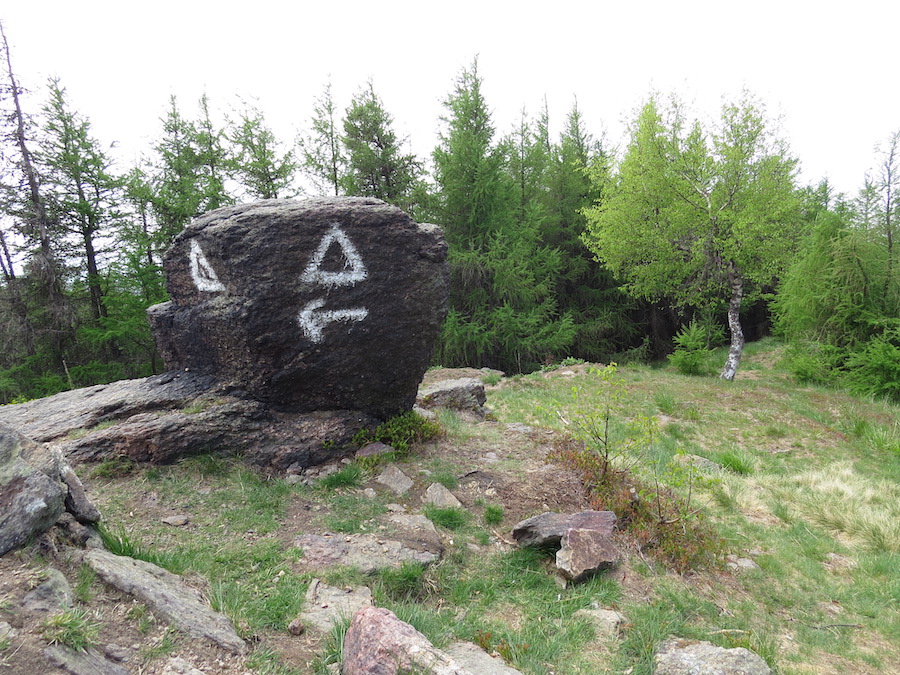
[41,608,102,651]
[79,341,899,673]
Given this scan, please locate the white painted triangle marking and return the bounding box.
[189,239,226,292]
[301,223,368,288]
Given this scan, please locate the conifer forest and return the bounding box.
[2,26,899,405]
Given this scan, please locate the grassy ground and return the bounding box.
[16,338,896,674]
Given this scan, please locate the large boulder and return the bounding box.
[148,197,448,418]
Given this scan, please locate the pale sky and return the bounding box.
[3,1,898,197]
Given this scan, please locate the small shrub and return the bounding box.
[353,411,442,455]
[669,321,714,376]
[89,456,136,479]
[41,608,101,651]
[846,329,900,402]
[710,448,755,475]
[376,562,429,602]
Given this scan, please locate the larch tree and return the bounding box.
[227,100,297,200]
[300,79,345,197]
[584,93,801,379]
[340,80,421,211]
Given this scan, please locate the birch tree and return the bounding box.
[584,93,801,379]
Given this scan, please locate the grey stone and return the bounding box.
[161,515,190,527]
[61,465,101,524]
[0,423,67,557]
[424,482,463,508]
[445,641,524,674]
[297,579,374,632]
[22,568,73,613]
[556,528,620,582]
[85,549,246,654]
[654,637,772,674]
[376,464,414,495]
[148,198,449,419]
[417,378,487,413]
[103,643,132,662]
[0,620,18,641]
[296,515,443,574]
[511,510,616,548]
[342,606,469,675]
[355,441,395,459]
[162,656,206,675]
[726,554,761,571]
[44,645,129,675]
[674,453,722,472]
[573,608,627,638]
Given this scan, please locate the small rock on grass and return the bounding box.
[376,465,414,495]
[44,645,129,675]
[424,482,462,508]
[654,637,772,675]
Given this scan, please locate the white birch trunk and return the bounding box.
[720,272,744,381]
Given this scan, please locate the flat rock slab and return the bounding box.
[445,641,523,674]
[424,482,463,508]
[573,608,627,638]
[22,568,73,613]
[297,579,374,632]
[45,645,129,675]
[85,549,246,654]
[376,464,414,495]
[654,637,772,674]
[296,515,443,573]
[148,197,449,418]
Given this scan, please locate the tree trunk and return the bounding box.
[720,270,744,381]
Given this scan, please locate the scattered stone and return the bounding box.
[44,645,129,675]
[103,644,132,662]
[148,198,449,419]
[511,510,616,548]
[361,487,378,499]
[654,637,772,674]
[0,620,18,641]
[412,405,437,421]
[160,515,190,527]
[22,568,73,613]
[424,482,463,508]
[296,515,442,573]
[386,503,406,513]
[356,442,395,460]
[85,549,246,654]
[505,423,533,434]
[824,552,857,571]
[673,453,722,472]
[573,608,627,638]
[417,377,487,416]
[297,579,374,632]
[60,465,101,524]
[342,606,469,675]
[288,618,306,635]
[162,656,206,675]
[445,641,524,674]
[376,464,414,495]
[726,554,760,571]
[556,528,620,582]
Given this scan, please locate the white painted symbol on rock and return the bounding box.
[301,223,368,288]
[299,298,369,343]
[189,239,226,292]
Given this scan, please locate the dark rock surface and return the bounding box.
[148,197,448,418]
[511,510,616,547]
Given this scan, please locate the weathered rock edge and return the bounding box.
[85,549,247,654]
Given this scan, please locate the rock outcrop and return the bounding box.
[654,637,772,674]
[1,423,99,557]
[148,197,448,418]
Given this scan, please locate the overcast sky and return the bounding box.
[3,1,898,197]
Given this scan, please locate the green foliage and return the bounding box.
[846,327,900,402]
[97,524,187,573]
[41,608,101,651]
[352,410,441,455]
[668,321,715,375]
[226,100,296,200]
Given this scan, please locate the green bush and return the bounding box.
[847,329,900,402]
[669,322,714,376]
[353,411,442,454]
